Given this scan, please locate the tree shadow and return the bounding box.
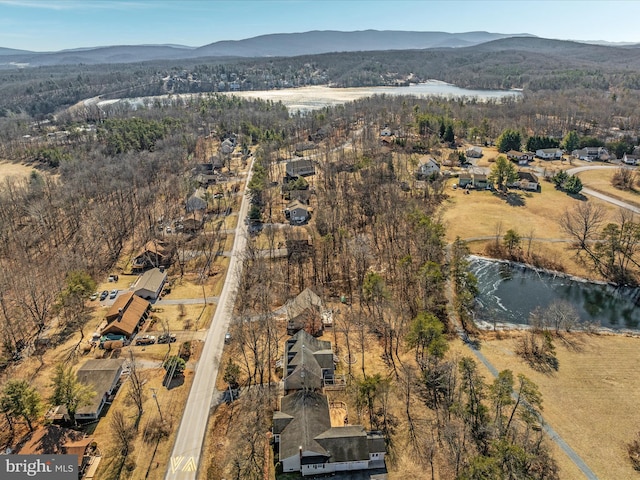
[568,192,588,201]
[500,191,526,206]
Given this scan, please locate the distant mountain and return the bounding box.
[0,30,533,67]
[191,30,532,58]
[0,47,33,56]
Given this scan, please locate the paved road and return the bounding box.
[165,159,254,480]
[568,165,640,214]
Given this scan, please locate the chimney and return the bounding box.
[117,308,123,322]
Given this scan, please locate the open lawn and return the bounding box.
[576,167,640,207]
[440,177,622,279]
[0,161,36,182]
[148,304,214,332]
[478,331,640,480]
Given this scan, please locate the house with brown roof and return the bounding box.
[15,425,100,479]
[132,240,173,271]
[75,359,125,421]
[101,292,150,338]
[285,288,324,336]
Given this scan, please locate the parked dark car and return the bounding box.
[157,333,177,344]
[99,290,109,301]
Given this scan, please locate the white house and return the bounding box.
[572,147,609,162]
[466,146,483,158]
[415,157,440,179]
[273,331,386,476]
[134,267,168,300]
[623,153,640,165]
[536,148,563,160]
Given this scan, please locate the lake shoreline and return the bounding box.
[468,254,640,333]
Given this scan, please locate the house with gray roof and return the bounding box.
[75,359,125,421]
[273,333,386,475]
[134,267,167,300]
[286,159,315,178]
[283,329,333,392]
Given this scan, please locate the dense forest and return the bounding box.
[4,37,640,117]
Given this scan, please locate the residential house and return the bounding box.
[286,159,316,178]
[285,200,311,225]
[572,147,609,162]
[273,332,386,476]
[458,169,488,189]
[466,146,483,158]
[622,153,640,165]
[284,288,324,336]
[415,157,440,180]
[15,425,100,479]
[283,330,333,392]
[506,171,539,191]
[220,138,235,155]
[132,240,173,271]
[535,148,563,160]
[380,127,393,137]
[75,359,125,421]
[101,292,151,338]
[507,150,534,165]
[134,267,168,300]
[186,188,208,213]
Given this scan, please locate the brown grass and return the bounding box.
[440,177,624,279]
[576,168,640,207]
[0,161,36,182]
[478,331,640,480]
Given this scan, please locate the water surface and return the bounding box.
[469,256,640,331]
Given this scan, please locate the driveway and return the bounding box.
[567,165,640,214]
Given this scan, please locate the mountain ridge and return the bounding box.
[0,30,534,66]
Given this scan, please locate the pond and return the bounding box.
[469,256,640,331]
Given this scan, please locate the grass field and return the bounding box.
[440,176,624,279]
[478,331,640,480]
[0,161,36,182]
[576,167,640,207]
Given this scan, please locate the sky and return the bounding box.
[1,0,640,52]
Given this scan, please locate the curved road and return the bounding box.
[165,159,253,480]
[568,165,640,214]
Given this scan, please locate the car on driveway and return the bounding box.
[99,290,109,301]
[89,292,98,301]
[157,333,177,344]
[135,335,156,346]
[109,289,118,299]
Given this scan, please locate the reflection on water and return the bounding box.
[469,256,640,330]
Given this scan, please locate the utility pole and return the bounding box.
[150,388,164,423]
